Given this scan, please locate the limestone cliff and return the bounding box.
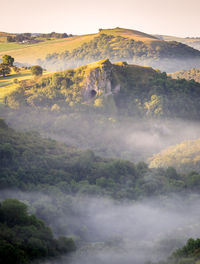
[81,59,121,100]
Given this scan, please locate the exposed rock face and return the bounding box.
[82,59,120,100]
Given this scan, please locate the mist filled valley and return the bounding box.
[1,23,200,264]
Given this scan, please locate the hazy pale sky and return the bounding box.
[1,0,200,37]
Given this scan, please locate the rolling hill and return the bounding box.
[1,28,200,72]
[0,33,97,64]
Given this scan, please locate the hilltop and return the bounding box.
[1,28,200,72]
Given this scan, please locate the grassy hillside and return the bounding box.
[170,68,200,83]
[40,28,200,72]
[0,33,96,64]
[149,138,200,173]
[1,28,200,72]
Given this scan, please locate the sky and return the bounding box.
[1,0,200,37]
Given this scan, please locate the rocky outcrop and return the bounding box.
[82,59,120,100]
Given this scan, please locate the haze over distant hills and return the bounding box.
[156,34,200,51]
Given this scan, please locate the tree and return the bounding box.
[30,65,43,76]
[0,64,11,77]
[2,55,14,66]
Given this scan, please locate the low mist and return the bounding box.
[39,55,200,73]
[3,109,200,163]
[1,190,200,264]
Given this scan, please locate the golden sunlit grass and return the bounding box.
[0,34,96,65]
[98,27,160,42]
[0,69,52,103]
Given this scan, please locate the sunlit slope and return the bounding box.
[0,69,51,103]
[0,33,97,64]
[0,28,162,65]
[149,138,200,173]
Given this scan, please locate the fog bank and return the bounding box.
[1,190,200,264]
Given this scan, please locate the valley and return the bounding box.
[1,24,200,264]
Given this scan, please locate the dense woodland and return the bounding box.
[1,118,200,200]
[0,198,75,264]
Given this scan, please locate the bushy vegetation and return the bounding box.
[149,138,200,173]
[154,238,200,264]
[170,68,200,83]
[4,60,200,121]
[0,198,76,264]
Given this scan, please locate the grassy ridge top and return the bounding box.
[99,27,160,42]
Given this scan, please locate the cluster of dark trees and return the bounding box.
[0,198,76,264]
[7,33,33,43]
[0,55,14,77]
[40,32,73,39]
